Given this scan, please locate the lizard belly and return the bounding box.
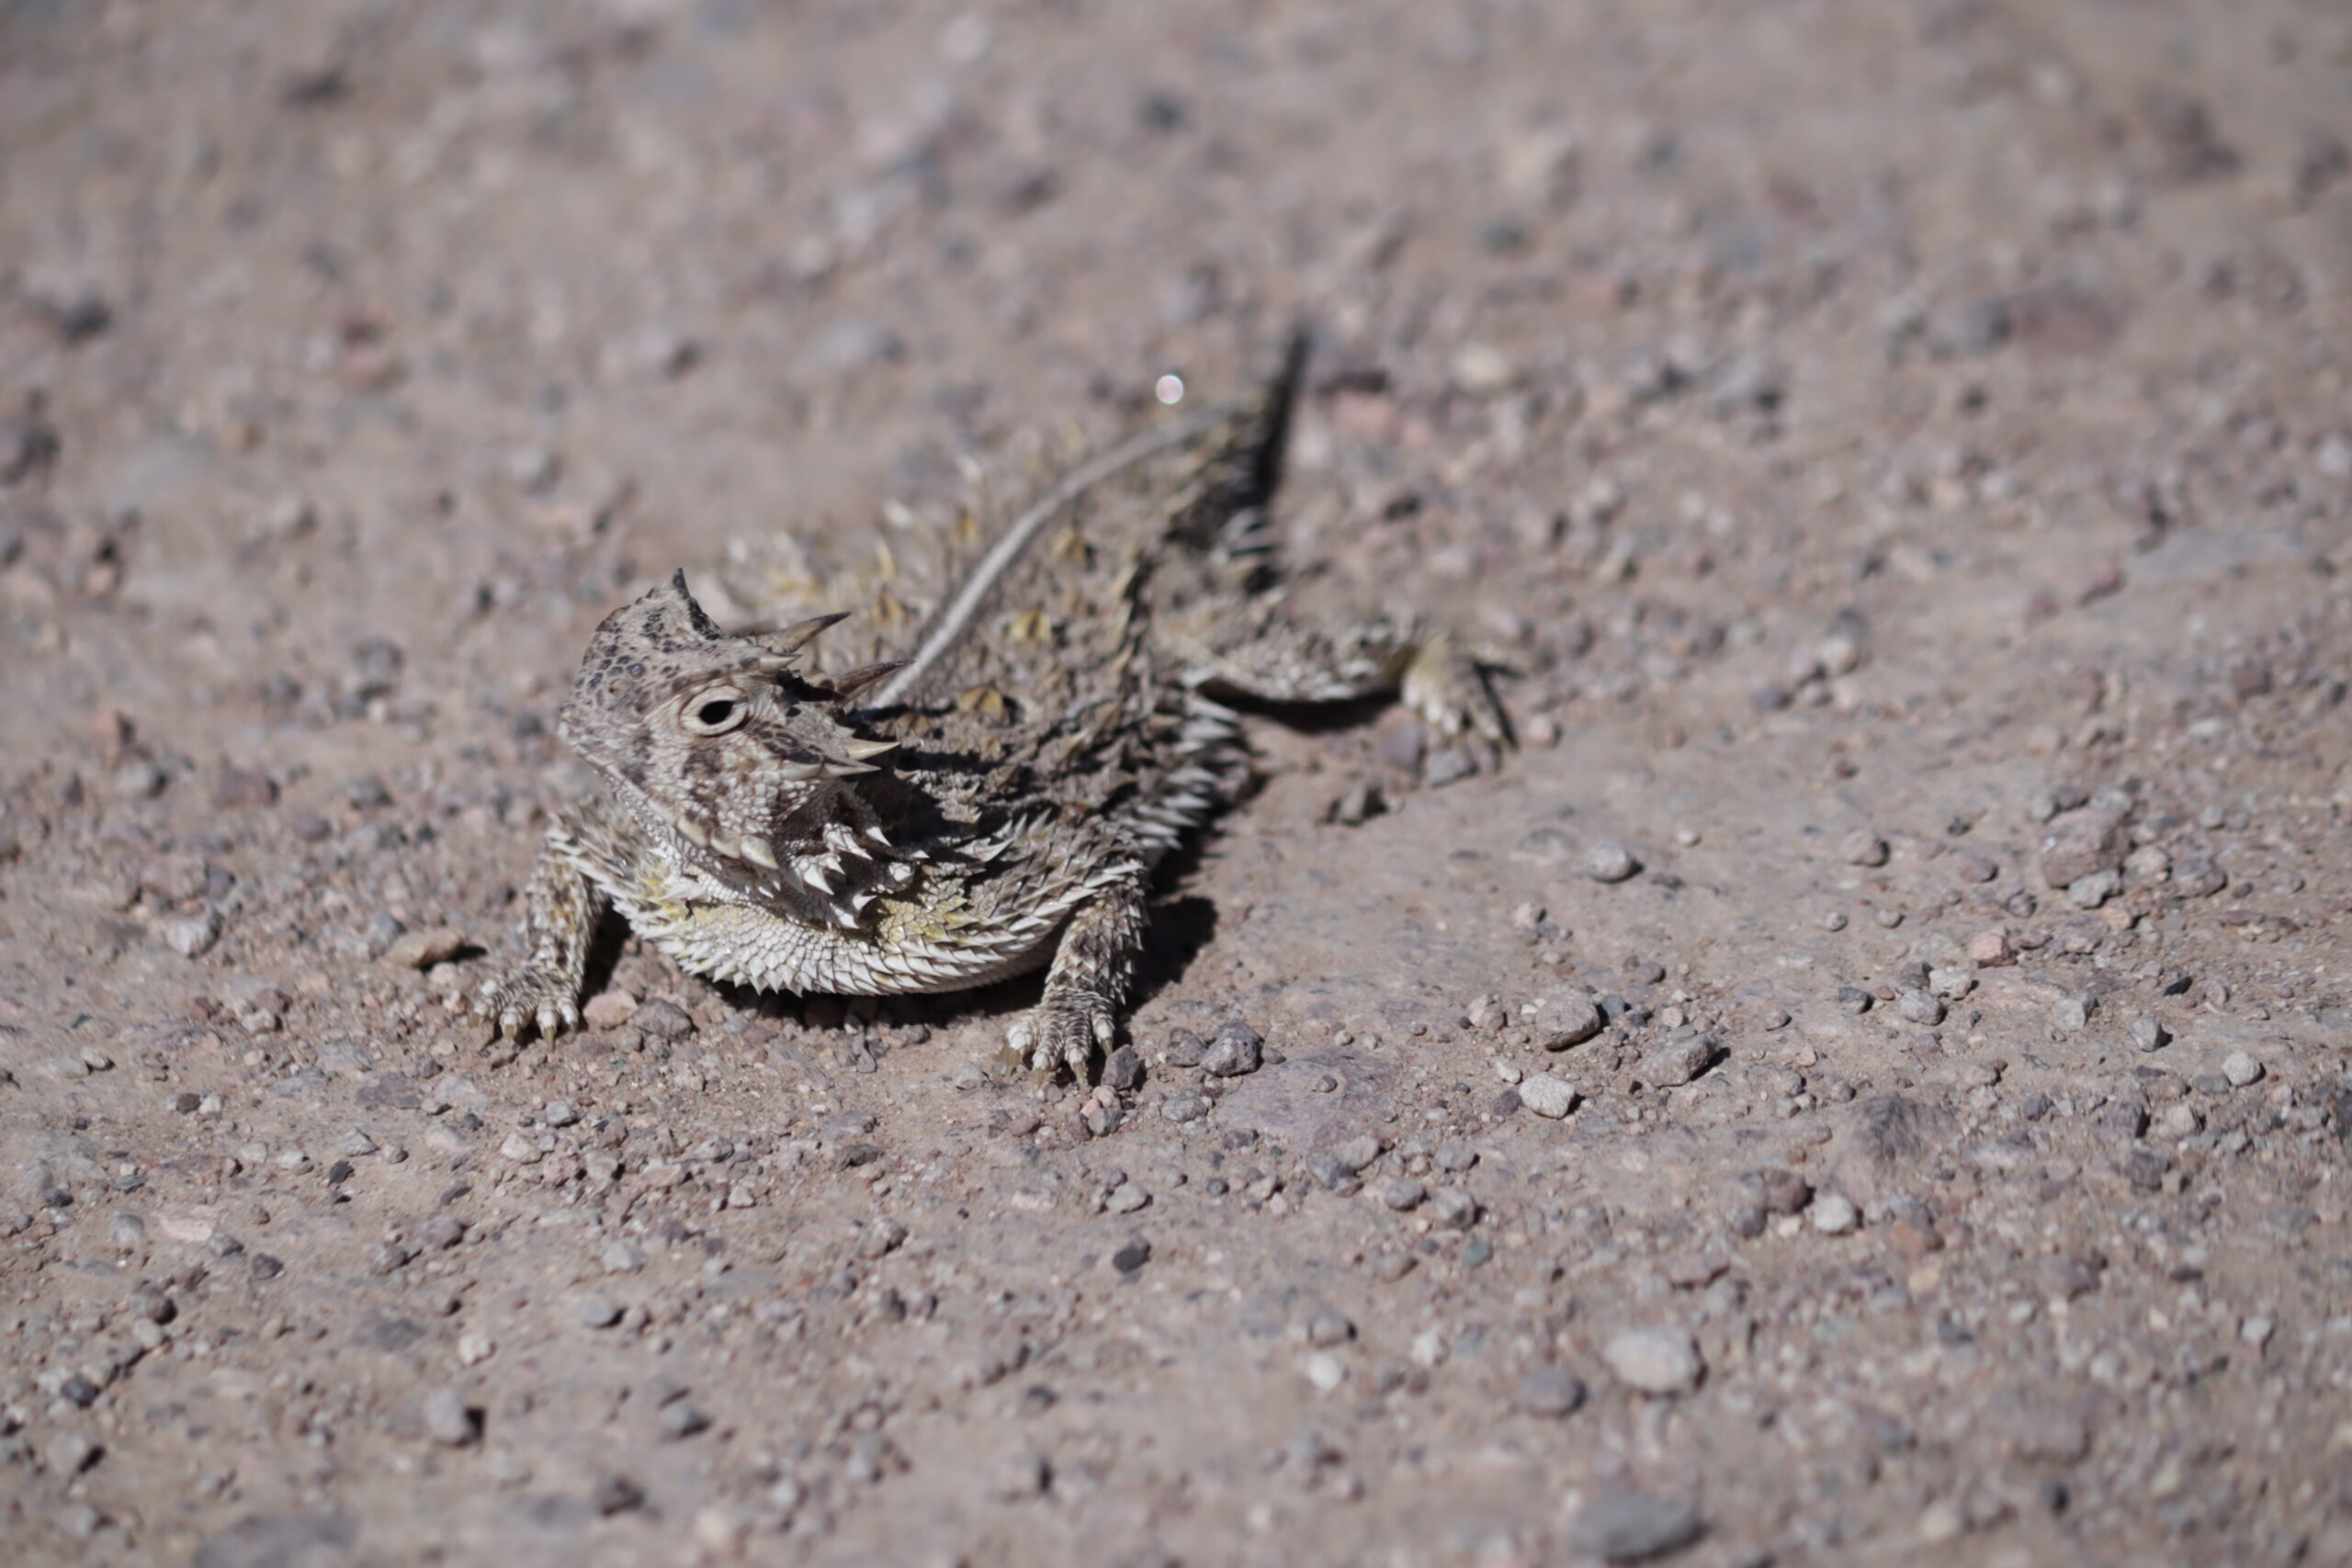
[618,878,1083,999]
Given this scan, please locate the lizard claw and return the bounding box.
[1011,990,1117,1082]
[474,964,582,1043]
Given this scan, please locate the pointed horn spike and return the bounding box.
[839,736,899,761]
[741,836,779,869]
[741,611,852,656]
[822,759,880,777]
[824,660,909,700]
[864,825,892,847]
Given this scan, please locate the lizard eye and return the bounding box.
[683,688,748,735]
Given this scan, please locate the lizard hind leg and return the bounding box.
[1171,608,1512,756]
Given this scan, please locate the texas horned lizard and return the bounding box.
[478,335,1507,1076]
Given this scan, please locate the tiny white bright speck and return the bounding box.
[1154,374,1185,406]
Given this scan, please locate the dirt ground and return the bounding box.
[4,0,2351,1563]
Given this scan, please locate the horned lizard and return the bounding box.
[477,334,1507,1077]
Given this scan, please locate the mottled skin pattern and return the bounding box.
[477,339,1507,1076]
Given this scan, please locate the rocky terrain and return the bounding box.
[3,0,2350,1564]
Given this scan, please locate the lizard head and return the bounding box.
[560,571,914,927]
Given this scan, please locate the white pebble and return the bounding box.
[1519,1072,1580,1119]
[1810,1194,1860,1235]
[1602,1326,1703,1394]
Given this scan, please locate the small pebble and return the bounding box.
[423,1388,480,1447]
[1430,1188,1480,1230]
[1160,1093,1209,1124]
[1519,1072,1579,1119]
[1602,1326,1703,1394]
[2222,1050,2264,1088]
[1515,1365,1588,1418]
[1569,1490,1704,1563]
[2127,1018,2167,1054]
[1841,829,1890,867]
[1810,1194,1860,1235]
[1200,1022,1263,1077]
[1382,1179,1426,1212]
[591,1475,647,1516]
[575,1294,624,1329]
[1639,1035,1721,1087]
[45,1431,100,1478]
[633,998,694,1040]
[987,1449,1050,1501]
[1535,994,1604,1050]
[1898,989,1945,1026]
[582,991,639,1031]
[382,927,467,971]
[660,1402,712,1439]
[159,910,223,959]
[2066,869,2121,909]
[1586,840,1641,883]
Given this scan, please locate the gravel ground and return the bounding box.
[4,1,2351,1564]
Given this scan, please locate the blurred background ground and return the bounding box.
[2,1,2350,1564]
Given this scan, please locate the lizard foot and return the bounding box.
[1399,632,1511,759]
[1007,989,1117,1082]
[473,963,582,1043]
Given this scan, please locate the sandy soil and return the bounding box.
[4,1,2351,1564]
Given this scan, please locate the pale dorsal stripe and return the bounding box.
[871,403,1227,707]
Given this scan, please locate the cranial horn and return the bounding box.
[823,660,909,700]
[839,736,899,761]
[742,611,852,657]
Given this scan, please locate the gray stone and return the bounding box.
[1515,1364,1587,1417]
[1569,1490,1704,1562]
[1810,1193,1860,1235]
[1898,988,1944,1025]
[1200,1022,1263,1077]
[1586,840,1641,883]
[633,999,695,1040]
[2039,808,2126,887]
[2222,1050,2264,1088]
[1519,1072,1579,1119]
[2066,869,2121,909]
[1840,829,1890,867]
[1535,993,1604,1050]
[1639,1035,1722,1086]
[159,909,223,958]
[1430,1188,1479,1230]
[422,1388,479,1447]
[1602,1326,1703,1394]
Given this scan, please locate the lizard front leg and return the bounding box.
[475,824,605,1040]
[1005,863,1149,1081]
